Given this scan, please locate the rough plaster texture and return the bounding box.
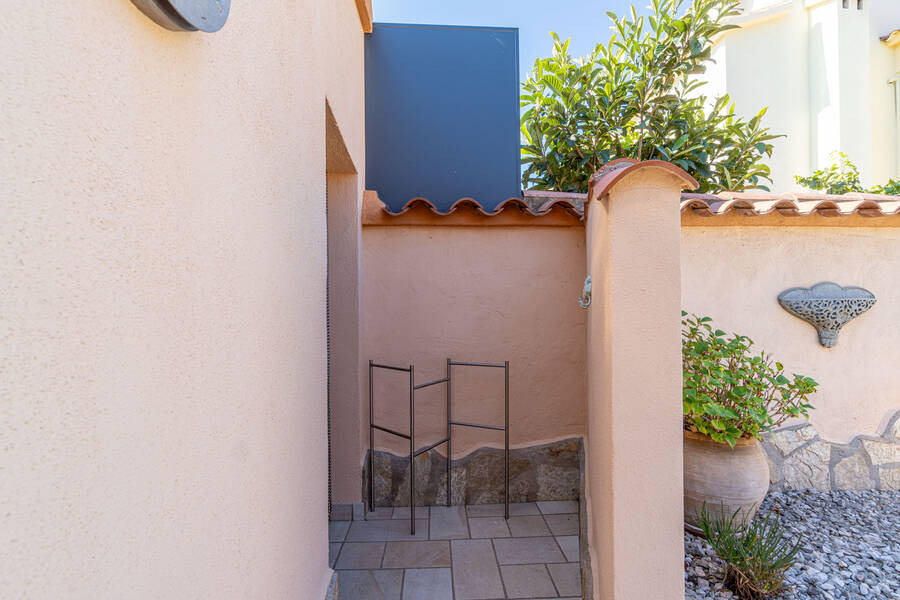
[359,225,587,474]
[682,226,900,444]
[585,169,688,600]
[2,1,365,598]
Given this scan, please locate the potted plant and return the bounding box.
[682,313,818,528]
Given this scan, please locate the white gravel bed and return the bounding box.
[685,490,900,600]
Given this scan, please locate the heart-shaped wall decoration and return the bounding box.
[778,282,876,348]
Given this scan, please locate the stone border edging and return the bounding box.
[761,409,900,491]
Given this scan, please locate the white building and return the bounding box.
[699,0,900,191]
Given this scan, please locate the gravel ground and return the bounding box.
[685,490,900,600]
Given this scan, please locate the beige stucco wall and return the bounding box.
[359,225,587,474]
[585,166,689,600]
[682,226,900,443]
[2,1,365,598]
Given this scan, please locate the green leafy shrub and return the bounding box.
[793,152,864,194]
[682,313,818,447]
[794,151,900,195]
[700,506,802,600]
[520,0,781,194]
[871,179,900,195]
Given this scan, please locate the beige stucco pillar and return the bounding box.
[583,159,697,600]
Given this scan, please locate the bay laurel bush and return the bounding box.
[520,0,781,194]
[682,313,818,447]
[700,506,802,600]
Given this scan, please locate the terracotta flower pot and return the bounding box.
[683,430,770,529]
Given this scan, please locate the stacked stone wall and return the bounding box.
[762,410,900,491]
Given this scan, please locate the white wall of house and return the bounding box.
[701,0,900,191]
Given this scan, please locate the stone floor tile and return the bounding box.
[389,506,430,520]
[450,539,505,600]
[364,507,395,520]
[381,540,451,568]
[329,520,350,543]
[329,542,341,568]
[547,562,582,597]
[345,519,429,542]
[555,535,579,562]
[335,542,385,570]
[465,502,540,517]
[331,503,353,521]
[500,564,558,598]
[429,505,469,539]
[402,568,452,600]
[337,569,402,600]
[544,513,579,536]
[467,516,511,539]
[509,502,541,516]
[493,537,566,565]
[371,570,404,599]
[537,500,578,515]
[465,503,504,517]
[507,515,552,537]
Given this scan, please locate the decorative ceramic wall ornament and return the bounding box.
[778,282,876,348]
[131,0,230,33]
[578,275,592,308]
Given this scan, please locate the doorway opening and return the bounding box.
[325,100,361,520]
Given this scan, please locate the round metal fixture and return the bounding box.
[131,0,230,33]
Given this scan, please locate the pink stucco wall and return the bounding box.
[358,209,900,495]
[358,225,587,475]
[583,161,694,600]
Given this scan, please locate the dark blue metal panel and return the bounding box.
[365,23,521,212]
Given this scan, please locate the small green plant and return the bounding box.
[700,506,802,600]
[682,313,818,447]
[794,152,864,194]
[794,151,900,195]
[871,179,900,195]
[520,0,781,194]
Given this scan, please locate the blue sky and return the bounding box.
[373,0,644,82]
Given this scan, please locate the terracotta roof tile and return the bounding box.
[387,194,585,220]
[681,193,900,217]
[588,158,698,202]
[365,189,900,225]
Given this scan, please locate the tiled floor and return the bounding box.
[329,501,583,600]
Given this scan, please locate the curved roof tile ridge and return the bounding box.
[383,194,585,220]
[537,197,583,219]
[679,192,900,218]
[380,188,900,221]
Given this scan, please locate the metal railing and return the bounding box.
[368,358,510,535]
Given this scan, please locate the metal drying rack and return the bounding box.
[368,358,510,535]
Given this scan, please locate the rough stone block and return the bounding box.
[879,466,900,490]
[769,425,817,456]
[861,439,900,466]
[833,452,874,489]
[782,440,831,491]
